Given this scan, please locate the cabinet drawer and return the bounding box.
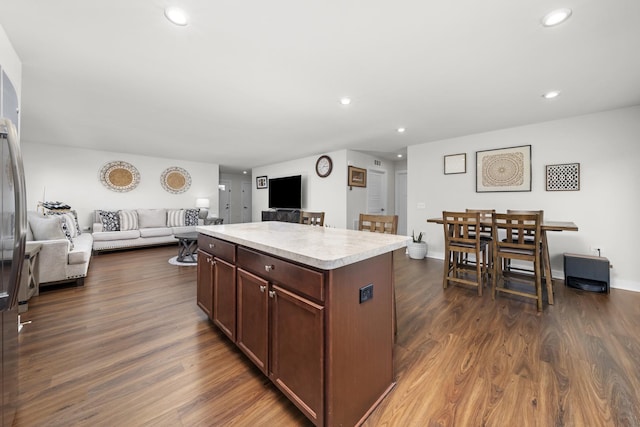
[237,247,324,302]
[198,234,236,263]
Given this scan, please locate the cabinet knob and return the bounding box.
[259,285,266,293]
[264,265,275,272]
[268,290,276,298]
[209,243,215,249]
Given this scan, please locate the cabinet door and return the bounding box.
[196,250,213,319]
[270,285,324,425]
[212,257,236,341]
[236,268,269,374]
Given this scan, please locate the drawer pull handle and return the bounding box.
[209,243,215,249]
[259,285,266,293]
[268,290,276,298]
[264,265,275,272]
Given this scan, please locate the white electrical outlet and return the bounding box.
[417,202,426,209]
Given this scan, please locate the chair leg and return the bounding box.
[542,231,554,305]
[443,249,450,289]
[535,257,543,312]
[492,254,499,300]
[476,253,482,296]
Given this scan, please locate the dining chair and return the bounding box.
[442,211,489,296]
[299,211,325,226]
[358,214,398,234]
[506,209,554,304]
[492,212,543,311]
[357,213,399,340]
[465,209,495,271]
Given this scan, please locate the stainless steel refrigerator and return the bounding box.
[0,117,26,426]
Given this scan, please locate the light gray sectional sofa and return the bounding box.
[27,211,93,286]
[92,208,202,252]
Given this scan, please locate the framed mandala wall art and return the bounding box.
[100,161,140,192]
[546,163,580,191]
[161,166,191,194]
[476,145,531,193]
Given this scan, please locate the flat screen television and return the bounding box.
[269,175,302,209]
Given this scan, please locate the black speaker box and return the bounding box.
[564,253,610,294]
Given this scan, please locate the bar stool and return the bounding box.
[442,211,489,296]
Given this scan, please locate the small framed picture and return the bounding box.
[546,163,580,191]
[256,176,268,189]
[444,153,466,174]
[348,166,367,187]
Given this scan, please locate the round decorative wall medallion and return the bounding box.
[99,161,140,192]
[161,167,191,194]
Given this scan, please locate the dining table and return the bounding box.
[427,216,578,305]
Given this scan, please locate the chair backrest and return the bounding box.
[442,211,482,247]
[465,209,494,236]
[506,209,543,239]
[358,214,398,234]
[299,211,325,226]
[493,212,542,249]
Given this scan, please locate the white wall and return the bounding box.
[0,24,21,102]
[252,150,348,228]
[22,143,220,230]
[408,106,640,291]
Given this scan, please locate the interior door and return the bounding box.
[395,170,408,236]
[367,170,387,214]
[219,180,231,224]
[241,181,252,223]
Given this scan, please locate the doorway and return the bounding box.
[219,180,231,224]
[395,170,407,236]
[241,181,252,223]
[367,170,387,214]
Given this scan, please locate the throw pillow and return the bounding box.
[167,209,185,227]
[119,210,139,231]
[45,211,79,238]
[99,210,121,231]
[60,220,75,250]
[29,215,66,241]
[185,209,199,226]
[29,215,74,249]
[137,209,167,228]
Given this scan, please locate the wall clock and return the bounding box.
[315,155,333,178]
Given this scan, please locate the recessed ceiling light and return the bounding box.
[542,8,572,27]
[340,97,351,105]
[397,127,406,133]
[542,90,561,99]
[397,154,403,158]
[165,7,188,26]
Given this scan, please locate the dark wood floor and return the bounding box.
[15,245,640,426]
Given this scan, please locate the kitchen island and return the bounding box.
[196,222,408,426]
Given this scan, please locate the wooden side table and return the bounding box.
[18,242,42,313]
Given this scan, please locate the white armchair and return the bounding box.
[27,211,93,287]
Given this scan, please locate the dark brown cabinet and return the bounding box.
[236,268,269,372]
[196,250,213,319]
[270,284,323,424]
[212,257,236,340]
[236,261,324,424]
[197,235,237,340]
[197,232,395,427]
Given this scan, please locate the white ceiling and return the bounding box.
[1,1,639,173]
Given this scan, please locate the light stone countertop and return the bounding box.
[197,221,410,270]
